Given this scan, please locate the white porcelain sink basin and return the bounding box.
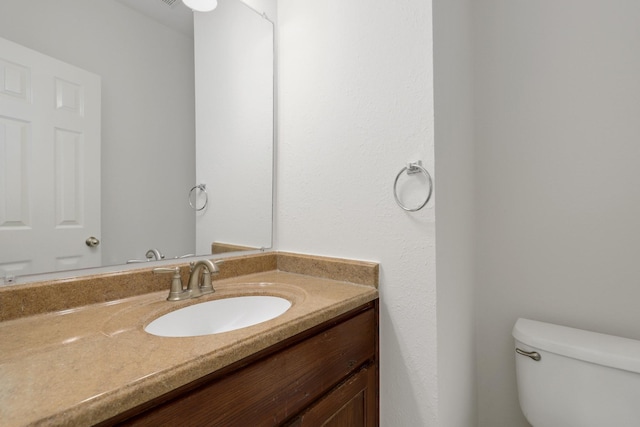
[145,296,291,337]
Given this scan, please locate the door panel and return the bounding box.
[0,37,101,278]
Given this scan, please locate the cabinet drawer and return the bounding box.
[119,305,377,426]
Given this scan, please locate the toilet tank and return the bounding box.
[513,318,640,427]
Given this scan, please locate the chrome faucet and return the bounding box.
[153,260,222,301]
[187,260,221,298]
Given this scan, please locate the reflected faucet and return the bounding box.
[126,248,166,264]
[146,249,165,261]
[187,260,221,297]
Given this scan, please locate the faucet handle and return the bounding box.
[200,260,222,295]
[153,267,190,301]
[199,269,215,295]
[200,260,223,294]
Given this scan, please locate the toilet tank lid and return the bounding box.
[513,318,640,374]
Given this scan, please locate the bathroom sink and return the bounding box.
[145,296,292,337]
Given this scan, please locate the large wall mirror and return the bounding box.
[0,0,275,283]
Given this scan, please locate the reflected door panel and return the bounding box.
[0,37,101,277]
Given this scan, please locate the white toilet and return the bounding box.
[513,318,640,427]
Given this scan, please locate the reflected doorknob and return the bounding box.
[86,236,100,247]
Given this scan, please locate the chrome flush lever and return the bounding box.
[516,348,541,361]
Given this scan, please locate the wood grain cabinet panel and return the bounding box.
[287,365,378,427]
[107,301,379,427]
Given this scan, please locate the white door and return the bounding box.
[0,37,101,278]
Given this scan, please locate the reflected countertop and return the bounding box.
[0,270,378,426]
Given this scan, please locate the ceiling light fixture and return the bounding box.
[182,0,218,12]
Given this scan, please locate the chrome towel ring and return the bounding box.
[393,161,433,212]
[189,183,208,211]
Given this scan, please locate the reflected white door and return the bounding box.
[0,37,101,278]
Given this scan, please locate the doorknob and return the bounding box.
[86,236,100,247]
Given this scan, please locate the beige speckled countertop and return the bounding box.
[0,254,379,426]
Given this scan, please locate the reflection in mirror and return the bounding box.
[0,0,274,283]
[195,0,274,255]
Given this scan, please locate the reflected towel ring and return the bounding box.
[393,162,433,212]
[189,184,208,211]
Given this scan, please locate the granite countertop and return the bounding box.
[0,269,378,426]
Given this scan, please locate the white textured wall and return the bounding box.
[277,0,437,425]
[474,1,640,426]
[0,0,195,265]
[433,0,476,425]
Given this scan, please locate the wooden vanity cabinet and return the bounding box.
[106,301,379,427]
[286,364,377,427]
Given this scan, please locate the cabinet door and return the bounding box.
[289,365,378,427]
